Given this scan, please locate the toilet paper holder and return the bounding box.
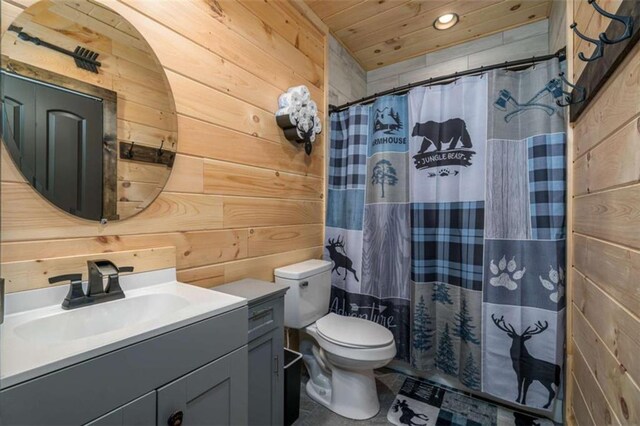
[275,85,322,155]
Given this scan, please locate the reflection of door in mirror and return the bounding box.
[2,73,104,221]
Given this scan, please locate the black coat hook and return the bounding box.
[556,72,586,107]
[126,142,135,159]
[588,0,634,44]
[571,22,605,62]
[157,140,164,157]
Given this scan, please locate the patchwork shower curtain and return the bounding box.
[325,59,566,414]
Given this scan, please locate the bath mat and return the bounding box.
[387,377,555,426]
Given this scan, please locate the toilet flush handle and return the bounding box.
[300,281,309,288]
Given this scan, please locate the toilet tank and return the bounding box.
[274,259,333,329]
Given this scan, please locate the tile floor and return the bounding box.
[293,368,407,425]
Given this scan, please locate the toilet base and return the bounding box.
[303,348,380,420]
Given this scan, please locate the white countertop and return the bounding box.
[0,268,246,389]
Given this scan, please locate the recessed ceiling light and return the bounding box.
[434,13,459,30]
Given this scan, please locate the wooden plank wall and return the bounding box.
[569,0,640,423]
[366,20,550,96]
[0,0,327,292]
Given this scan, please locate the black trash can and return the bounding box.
[284,348,303,426]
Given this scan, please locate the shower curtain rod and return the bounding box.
[328,47,566,114]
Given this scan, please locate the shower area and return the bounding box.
[325,49,568,420]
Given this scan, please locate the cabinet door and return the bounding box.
[248,329,284,426]
[85,391,156,426]
[157,346,248,426]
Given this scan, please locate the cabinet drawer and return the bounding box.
[248,297,283,342]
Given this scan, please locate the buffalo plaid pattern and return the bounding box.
[329,106,369,189]
[527,133,566,239]
[411,202,485,290]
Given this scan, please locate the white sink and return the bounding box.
[14,293,190,345]
[1,269,246,389]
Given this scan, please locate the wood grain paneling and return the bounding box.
[177,115,323,178]
[573,305,640,424]
[573,234,640,316]
[571,375,596,426]
[569,12,640,421]
[572,269,640,389]
[247,224,324,257]
[573,344,620,426]
[203,159,323,200]
[0,0,327,293]
[305,0,552,70]
[223,197,322,229]
[3,246,176,293]
[573,184,640,249]
[573,119,640,196]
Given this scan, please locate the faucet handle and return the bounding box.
[49,273,86,310]
[48,273,83,284]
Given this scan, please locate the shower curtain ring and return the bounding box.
[589,0,634,44]
[571,22,605,62]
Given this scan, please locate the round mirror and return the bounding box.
[1,0,177,222]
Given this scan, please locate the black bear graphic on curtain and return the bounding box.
[326,236,359,282]
[412,118,472,153]
[491,314,561,408]
[411,118,476,173]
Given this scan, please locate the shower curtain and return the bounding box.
[325,59,566,414]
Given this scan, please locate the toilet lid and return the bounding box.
[315,313,394,348]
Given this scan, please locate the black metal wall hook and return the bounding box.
[126,142,135,159]
[157,139,165,157]
[571,22,605,62]
[589,0,634,44]
[556,72,586,107]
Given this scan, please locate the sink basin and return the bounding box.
[14,293,190,345]
[1,275,247,389]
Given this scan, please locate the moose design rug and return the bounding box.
[387,377,555,426]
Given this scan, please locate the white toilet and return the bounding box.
[274,259,396,420]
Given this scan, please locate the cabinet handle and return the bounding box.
[274,355,279,376]
[168,410,184,426]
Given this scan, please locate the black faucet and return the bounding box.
[48,261,134,310]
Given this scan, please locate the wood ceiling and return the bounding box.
[305,0,553,70]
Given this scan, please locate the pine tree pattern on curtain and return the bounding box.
[325,59,566,415]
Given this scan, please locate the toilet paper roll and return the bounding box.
[307,100,317,115]
[314,119,322,134]
[278,91,303,110]
[288,85,310,102]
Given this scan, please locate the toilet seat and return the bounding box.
[315,313,394,349]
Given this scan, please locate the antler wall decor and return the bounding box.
[275,85,322,155]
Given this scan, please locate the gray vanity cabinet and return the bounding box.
[248,327,284,426]
[0,307,248,426]
[157,346,248,426]
[85,391,156,426]
[214,279,289,426]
